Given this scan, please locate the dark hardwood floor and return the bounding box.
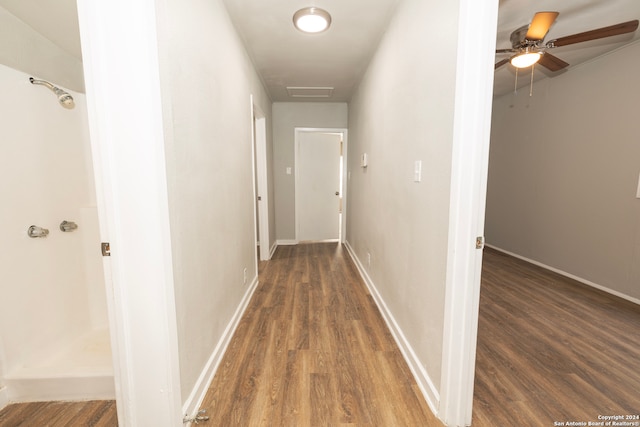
[472,248,640,426]
[2,244,638,426]
[200,242,438,426]
[0,400,116,427]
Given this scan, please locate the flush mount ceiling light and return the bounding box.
[510,50,542,68]
[293,7,332,33]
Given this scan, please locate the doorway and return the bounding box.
[295,128,348,243]
[252,100,270,261]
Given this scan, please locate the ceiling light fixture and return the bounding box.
[293,7,332,33]
[510,50,542,68]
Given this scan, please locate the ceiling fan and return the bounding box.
[495,12,639,71]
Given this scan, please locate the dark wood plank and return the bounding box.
[0,400,117,427]
[473,248,640,425]
[201,242,440,426]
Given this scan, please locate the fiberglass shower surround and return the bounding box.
[0,65,113,403]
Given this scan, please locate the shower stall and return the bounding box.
[0,64,114,404]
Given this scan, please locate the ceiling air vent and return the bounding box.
[286,86,334,98]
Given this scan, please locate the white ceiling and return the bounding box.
[221,0,400,101]
[2,0,639,100]
[0,0,81,59]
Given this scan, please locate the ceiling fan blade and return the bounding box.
[525,11,559,41]
[495,58,510,69]
[538,53,569,71]
[548,19,639,47]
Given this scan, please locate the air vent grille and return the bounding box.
[286,86,334,98]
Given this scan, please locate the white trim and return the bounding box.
[251,97,271,261]
[344,241,440,413]
[438,0,498,425]
[276,239,299,246]
[486,245,640,306]
[294,128,348,243]
[182,274,260,423]
[77,1,183,425]
[0,386,8,411]
[269,241,278,259]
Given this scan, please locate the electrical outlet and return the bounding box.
[243,268,247,285]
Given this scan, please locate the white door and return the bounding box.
[252,101,270,261]
[296,132,342,241]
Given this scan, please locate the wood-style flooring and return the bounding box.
[472,248,640,426]
[0,400,116,427]
[1,244,638,426]
[200,242,438,426]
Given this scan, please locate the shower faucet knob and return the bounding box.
[60,220,78,232]
[28,225,49,238]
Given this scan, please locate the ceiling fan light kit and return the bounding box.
[510,51,541,68]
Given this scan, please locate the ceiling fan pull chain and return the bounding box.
[529,64,535,97]
[514,67,518,94]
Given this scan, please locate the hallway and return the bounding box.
[199,242,439,426]
[2,244,639,425]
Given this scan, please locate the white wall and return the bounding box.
[0,6,84,93]
[346,0,460,408]
[156,0,273,405]
[272,102,348,241]
[0,64,104,387]
[486,41,640,302]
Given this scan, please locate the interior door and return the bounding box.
[297,132,342,241]
[252,102,270,261]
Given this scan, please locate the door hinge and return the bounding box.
[475,236,485,250]
[101,242,111,257]
[184,409,210,424]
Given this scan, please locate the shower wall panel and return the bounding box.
[0,64,106,387]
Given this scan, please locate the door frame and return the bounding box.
[77,1,183,425]
[251,98,270,261]
[438,0,498,425]
[294,128,348,243]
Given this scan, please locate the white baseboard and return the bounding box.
[343,241,440,416]
[269,241,278,259]
[181,274,259,424]
[486,245,640,306]
[0,386,9,411]
[276,239,298,246]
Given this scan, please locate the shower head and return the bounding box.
[29,77,75,109]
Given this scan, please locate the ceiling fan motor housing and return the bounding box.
[510,24,532,48]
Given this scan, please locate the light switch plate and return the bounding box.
[636,172,640,199]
